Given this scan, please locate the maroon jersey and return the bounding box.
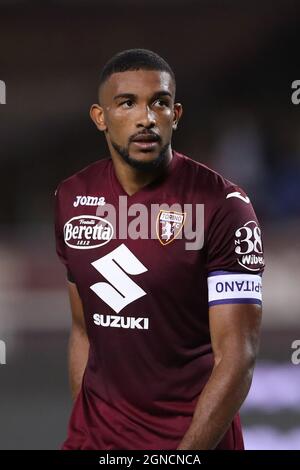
[54,150,264,450]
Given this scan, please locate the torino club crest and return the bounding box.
[156,210,186,245]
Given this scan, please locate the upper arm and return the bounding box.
[67,280,87,333]
[55,184,88,335]
[205,184,265,367]
[209,302,262,367]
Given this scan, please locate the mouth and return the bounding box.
[132,141,159,150]
[131,133,160,151]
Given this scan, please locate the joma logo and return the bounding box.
[73,195,105,207]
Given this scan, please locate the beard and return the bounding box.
[111,139,170,172]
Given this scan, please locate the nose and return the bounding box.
[136,105,156,129]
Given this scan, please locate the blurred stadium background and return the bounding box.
[0,0,299,449]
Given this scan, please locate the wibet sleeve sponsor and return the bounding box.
[234,220,264,271]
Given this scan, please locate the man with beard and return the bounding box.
[54,48,265,450]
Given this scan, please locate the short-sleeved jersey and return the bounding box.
[54,150,265,450]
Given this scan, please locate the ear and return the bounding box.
[90,104,107,131]
[172,103,183,130]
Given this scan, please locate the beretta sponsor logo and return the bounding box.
[64,215,113,249]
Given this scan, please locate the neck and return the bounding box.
[110,147,173,196]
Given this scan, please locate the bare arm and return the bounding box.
[67,280,90,401]
[177,303,262,450]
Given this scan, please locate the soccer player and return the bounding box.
[54,49,265,450]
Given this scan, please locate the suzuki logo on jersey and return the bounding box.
[64,215,113,249]
[93,314,149,330]
[73,195,105,207]
[156,210,186,245]
[90,244,149,329]
[234,220,264,271]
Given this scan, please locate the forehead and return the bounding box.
[99,69,174,103]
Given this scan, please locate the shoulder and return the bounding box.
[174,150,246,205]
[54,157,111,198]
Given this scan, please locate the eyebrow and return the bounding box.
[113,90,173,101]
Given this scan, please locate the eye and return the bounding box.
[155,99,169,107]
[120,99,134,108]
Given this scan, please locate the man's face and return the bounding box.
[91,69,182,170]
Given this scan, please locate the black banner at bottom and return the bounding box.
[0,450,299,466]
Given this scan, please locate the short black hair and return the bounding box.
[99,48,176,95]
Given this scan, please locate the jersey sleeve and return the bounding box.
[54,183,75,282]
[206,186,265,307]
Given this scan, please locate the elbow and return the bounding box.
[243,341,259,377]
[215,346,258,382]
